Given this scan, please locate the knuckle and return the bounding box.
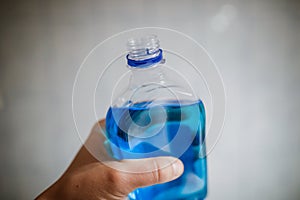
[105,168,123,185]
[150,159,163,183]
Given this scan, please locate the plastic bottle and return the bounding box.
[105,35,207,200]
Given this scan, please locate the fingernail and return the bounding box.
[172,159,184,177]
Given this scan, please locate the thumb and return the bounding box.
[111,156,184,192]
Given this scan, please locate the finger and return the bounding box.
[106,156,184,193]
[65,120,109,173]
[82,119,115,163]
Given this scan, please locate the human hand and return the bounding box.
[36,120,184,200]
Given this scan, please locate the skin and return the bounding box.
[36,120,184,200]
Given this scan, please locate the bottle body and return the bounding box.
[105,35,207,199]
[106,100,207,200]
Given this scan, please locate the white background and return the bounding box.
[0,0,300,199]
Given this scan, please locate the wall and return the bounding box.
[0,0,300,199]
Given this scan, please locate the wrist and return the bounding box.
[35,179,63,200]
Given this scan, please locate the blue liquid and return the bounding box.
[106,100,207,200]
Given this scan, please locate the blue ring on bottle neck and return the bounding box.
[127,49,163,68]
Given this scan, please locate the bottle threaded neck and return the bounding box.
[126,35,162,68]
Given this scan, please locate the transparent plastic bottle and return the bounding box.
[105,35,207,200]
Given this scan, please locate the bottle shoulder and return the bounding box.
[113,83,198,107]
[112,64,199,107]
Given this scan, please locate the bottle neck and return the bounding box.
[129,64,165,89]
[126,35,162,68]
[126,35,165,90]
[127,49,163,68]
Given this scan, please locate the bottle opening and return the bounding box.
[126,35,163,68]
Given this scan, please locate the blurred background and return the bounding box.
[0,0,300,199]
